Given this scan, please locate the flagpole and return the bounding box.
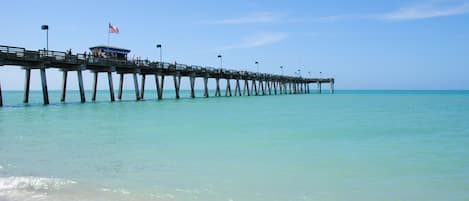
[107,25,110,46]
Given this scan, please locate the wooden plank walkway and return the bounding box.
[0,45,335,106]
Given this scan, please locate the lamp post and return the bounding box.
[41,25,49,53]
[297,69,301,77]
[156,44,162,67]
[218,55,222,70]
[255,61,259,75]
[308,71,311,78]
[280,66,284,76]
[320,71,323,78]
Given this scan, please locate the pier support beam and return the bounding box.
[23,68,31,103]
[235,79,241,96]
[252,80,258,96]
[40,68,49,105]
[190,76,196,98]
[155,74,160,100]
[158,75,165,100]
[92,72,98,101]
[279,82,282,94]
[173,74,181,99]
[215,78,221,97]
[331,81,335,94]
[259,80,265,96]
[243,79,250,96]
[284,82,287,94]
[267,80,272,95]
[140,74,146,100]
[273,81,277,95]
[108,72,115,101]
[318,82,322,94]
[77,70,86,102]
[225,79,232,96]
[301,82,304,93]
[293,83,296,94]
[296,83,298,94]
[0,81,3,107]
[118,73,124,100]
[133,73,140,100]
[203,76,209,98]
[60,71,68,102]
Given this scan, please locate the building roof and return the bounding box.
[89,46,131,54]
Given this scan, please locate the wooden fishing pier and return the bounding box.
[0,45,335,107]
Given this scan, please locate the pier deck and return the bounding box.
[0,45,335,106]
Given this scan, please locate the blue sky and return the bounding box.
[1,0,468,90]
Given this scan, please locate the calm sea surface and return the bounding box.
[1,90,468,201]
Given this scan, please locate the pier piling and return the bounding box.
[140,74,146,100]
[60,71,68,102]
[154,74,160,99]
[215,78,221,97]
[158,75,165,100]
[190,76,196,98]
[175,74,181,99]
[132,73,140,100]
[203,76,209,98]
[252,80,258,96]
[92,72,98,101]
[118,73,124,100]
[0,81,3,107]
[225,79,232,96]
[40,68,49,105]
[108,72,115,101]
[243,79,250,96]
[273,81,277,95]
[267,81,272,96]
[318,82,322,94]
[259,80,264,96]
[23,68,31,103]
[235,79,241,96]
[277,81,280,95]
[77,70,86,102]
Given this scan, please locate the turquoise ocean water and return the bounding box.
[0,90,468,201]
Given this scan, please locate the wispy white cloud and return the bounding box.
[310,1,469,22]
[203,12,278,25]
[217,33,287,50]
[383,1,469,20]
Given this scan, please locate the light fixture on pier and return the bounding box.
[41,25,49,52]
[255,61,259,74]
[280,66,284,76]
[218,55,222,70]
[156,44,162,67]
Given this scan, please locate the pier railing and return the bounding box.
[1,45,332,81]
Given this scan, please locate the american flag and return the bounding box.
[109,23,119,34]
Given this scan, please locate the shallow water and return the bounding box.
[1,90,469,201]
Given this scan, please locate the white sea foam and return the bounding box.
[0,176,77,191]
[0,176,77,201]
[99,188,131,195]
